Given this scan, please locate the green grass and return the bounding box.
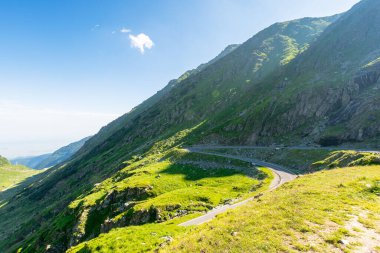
[66,160,272,253]
[311,150,380,170]
[65,149,379,253]
[206,148,380,174]
[67,214,197,253]
[63,148,271,247]
[1,11,379,252]
[0,163,40,191]
[164,166,380,253]
[207,148,332,173]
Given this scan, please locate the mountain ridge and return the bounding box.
[0,14,339,252]
[11,136,91,170]
[1,1,380,251]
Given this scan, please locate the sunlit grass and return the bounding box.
[0,164,40,191]
[64,148,271,249]
[164,166,380,252]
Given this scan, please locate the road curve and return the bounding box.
[179,147,297,226]
[189,144,380,154]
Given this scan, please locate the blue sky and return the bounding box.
[0,0,360,158]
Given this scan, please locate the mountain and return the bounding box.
[261,0,380,146]
[78,44,240,158]
[1,0,380,252]
[0,15,338,252]
[10,154,51,169]
[75,15,338,162]
[11,137,91,170]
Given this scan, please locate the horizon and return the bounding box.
[0,0,360,158]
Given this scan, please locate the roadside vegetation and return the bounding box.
[164,165,380,253]
[67,149,380,253]
[43,148,272,253]
[207,147,380,173]
[66,148,380,253]
[67,215,193,253]
[311,150,380,170]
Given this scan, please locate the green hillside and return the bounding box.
[1,0,380,252]
[164,165,380,253]
[0,156,40,192]
[204,147,380,173]
[67,150,380,253]
[0,156,9,167]
[0,15,335,252]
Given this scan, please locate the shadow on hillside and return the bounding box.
[159,162,254,181]
[0,172,47,207]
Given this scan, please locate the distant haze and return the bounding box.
[0,0,359,158]
[0,100,119,158]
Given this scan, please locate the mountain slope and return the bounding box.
[11,137,91,170]
[260,0,380,146]
[0,16,337,253]
[164,165,380,253]
[0,15,338,253]
[65,162,380,253]
[77,15,338,156]
[2,1,380,251]
[0,156,40,192]
[0,156,9,167]
[11,154,51,170]
[78,44,240,158]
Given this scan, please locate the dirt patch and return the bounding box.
[285,213,380,253]
[345,212,380,253]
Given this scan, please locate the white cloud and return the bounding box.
[128,33,154,54]
[91,24,100,31]
[120,28,131,33]
[0,100,120,158]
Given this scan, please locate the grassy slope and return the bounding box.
[17,147,271,253]
[206,148,380,173]
[0,17,337,252]
[0,165,39,191]
[67,215,194,253]
[0,157,40,191]
[65,159,271,253]
[67,151,380,253]
[206,148,332,173]
[165,166,380,253]
[77,44,239,160]
[4,9,379,252]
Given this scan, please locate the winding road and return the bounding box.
[179,147,297,226]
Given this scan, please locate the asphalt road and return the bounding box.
[189,144,380,154]
[179,147,297,226]
[179,145,379,226]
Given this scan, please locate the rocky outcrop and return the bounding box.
[99,205,159,234]
[69,186,153,246]
[354,62,380,89]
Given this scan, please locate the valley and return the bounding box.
[0,0,380,252]
[66,148,380,253]
[165,164,380,253]
[0,156,41,193]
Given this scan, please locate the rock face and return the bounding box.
[68,186,153,246]
[321,61,380,145]
[3,1,380,252]
[109,0,380,148]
